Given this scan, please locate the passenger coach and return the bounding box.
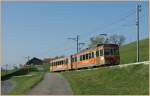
[50,44,120,72]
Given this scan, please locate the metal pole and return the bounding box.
[5,64,8,75]
[68,35,79,54]
[77,35,79,53]
[25,56,30,72]
[79,43,85,51]
[136,4,141,62]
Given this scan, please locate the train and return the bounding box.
[50,44,120,72]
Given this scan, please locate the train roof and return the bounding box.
[72,44,119,56]
[96,43,119,47]
[49,44,119,59]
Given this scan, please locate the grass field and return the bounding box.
[62,64,149,95]
[1,69,18,77]
[120,38,149,64]
[10,71,44,95]
[62,38,149,95]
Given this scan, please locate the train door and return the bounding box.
[96,49,101,64]
[96,47,104,65]
[70,55,73,69]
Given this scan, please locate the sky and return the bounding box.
[2,1,149,68]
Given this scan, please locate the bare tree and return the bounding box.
[88,34,126,48]
[109,34,126,46]
[89,35,105,48]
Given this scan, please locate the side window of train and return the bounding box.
[92,52,94,58]
[66,59,68,64]
[83,55,85,60]
[80,55,82,61]
[100,50,103,56]
[75,57,77,62]
[72,58,74,62]
[89,53,91,59]
[86,54,88,59]
[96,51,99,57]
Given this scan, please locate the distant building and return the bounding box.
[26,57,43,65]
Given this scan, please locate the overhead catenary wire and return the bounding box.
[80,9,146,47]
[79,8,136,37]
[43,8,140,57]
[82,7,147,42]
[41,6,146,58]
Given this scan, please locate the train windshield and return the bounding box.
[104,48,119,55]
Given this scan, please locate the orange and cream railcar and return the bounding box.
[71,48,96,69]
[50,44,120,72]
[50,56,71,72]
[95,44,120,65]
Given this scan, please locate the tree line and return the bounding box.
[89,34,126,48]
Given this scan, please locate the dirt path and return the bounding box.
[26,73,73,95]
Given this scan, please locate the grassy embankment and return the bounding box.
[10,71,44,95]
[62,38,149,95]
[120,38,149,64]
[62,64,149,95]
[3,65,45,95]
[1,69,18,77]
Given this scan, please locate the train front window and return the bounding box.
[104,49,111,55]
[104,48,119,55]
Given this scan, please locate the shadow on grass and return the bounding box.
[1,68,39,81]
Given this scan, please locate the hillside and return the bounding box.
[120,38,149,64]
[62,64,149,95]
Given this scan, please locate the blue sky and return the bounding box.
[2,1,149,68]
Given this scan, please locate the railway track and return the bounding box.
[114,61,149,68]
[58,61,149,72]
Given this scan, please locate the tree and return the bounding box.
[109,34,126,46]
[88,34,126,48]
[88,35,105,48]
[13,66,18,70]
